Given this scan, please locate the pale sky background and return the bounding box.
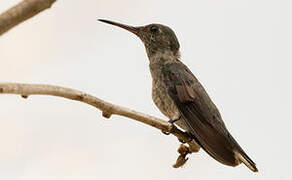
[0,0,291,179]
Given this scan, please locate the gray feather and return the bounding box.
[162,61,257,170]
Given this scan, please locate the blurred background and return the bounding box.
[0,0,291,179]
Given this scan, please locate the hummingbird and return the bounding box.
[98,19,258,172]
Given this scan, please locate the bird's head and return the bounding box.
[99,19,180,58]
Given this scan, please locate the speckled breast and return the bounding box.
[149,60,187,130]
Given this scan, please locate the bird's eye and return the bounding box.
[150,26,159,33]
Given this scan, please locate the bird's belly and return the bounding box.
[152,80,187,130]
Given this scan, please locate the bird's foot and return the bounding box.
[161,116,181,135]
[168,116,181,124]
[162,131,171,135]
[178,138,186,144]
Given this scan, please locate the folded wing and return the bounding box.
[162,62,257,171]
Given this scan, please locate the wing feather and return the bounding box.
[162,62,242,166]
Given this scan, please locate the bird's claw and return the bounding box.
[178,138,186,144]
[162,116,181,135]
[162,130,171,135]
[168,115,181,124]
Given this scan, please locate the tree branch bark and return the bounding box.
[0,82,200,167]
[0,0,56,36]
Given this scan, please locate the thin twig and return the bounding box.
[0,83,200,167]
[0,0,56,36]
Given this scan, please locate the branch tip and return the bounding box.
[173,144,191,168]
[173,155,189,168]
[0,0,57,36]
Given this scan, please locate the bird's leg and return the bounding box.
[161,115,188,144]
[168,116,181,124]
[162,115,181,135]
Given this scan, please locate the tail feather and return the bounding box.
[235,151,258,172]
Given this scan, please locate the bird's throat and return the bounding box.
[147,49,181,64]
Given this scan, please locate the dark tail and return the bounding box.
[229,134,258,172]
[234,149,258,172]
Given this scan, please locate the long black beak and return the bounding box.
[98,19,139,35]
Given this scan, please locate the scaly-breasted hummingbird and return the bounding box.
[99,19,258,172]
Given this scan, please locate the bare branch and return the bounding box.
[0,83,200,167]
[0,0,56,36]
